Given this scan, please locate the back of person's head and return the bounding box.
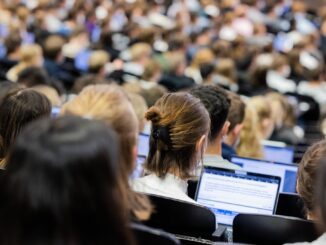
[130,43,152,62]
[237,104,263,159]
[191,49,215,68]
[248,96,274,139]
[31,85,61,107]
[0,89,51,165]
[17,67,50,87]
[4,32,22,55]
[316,156,326,229]
[0,116,134,245]
[215,58,237,82]
[88,50,110,74]
[145,92,210,179]
[190,85,230,143]
[227,92,245,133]
[0,82,23,105]
[72,75,108,94]
[61,85,152,220]
[43,34,66,60]
[297,140,326,220]
[19,44,43,65]
[139,84,167,107]
[61,84,138,174]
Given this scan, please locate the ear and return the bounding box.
[222,121,230,137]
[233,123,244,136]
[196,134,207,153]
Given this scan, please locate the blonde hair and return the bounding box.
[88,50,110,73]
[130,43,152,62]
[61,84,152,220]
[237,104,263,159]
[191,49,215,68]
[31,85,61,107]
[127,92,148,133]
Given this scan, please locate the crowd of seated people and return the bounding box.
[2,0,326,244]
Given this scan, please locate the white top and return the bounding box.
[203,154,242,170]
[266,71,296,93]
[131,173,197,204]
[297,81,326,113]
[284,233,326,245]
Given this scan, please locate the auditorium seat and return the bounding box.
[233,214,321,245]
[276,193,305,219]
[131,223,180,245]
[144,194,216,239]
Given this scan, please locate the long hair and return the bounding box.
[0,116,135,245]
[61,84,152,220]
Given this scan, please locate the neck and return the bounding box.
[206,138,222,156]
[225,134,235,147]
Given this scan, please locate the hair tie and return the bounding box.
[153,126,172,149]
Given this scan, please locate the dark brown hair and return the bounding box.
[297,140,326,217]
[0,89,51,165]
[145,92,210,179]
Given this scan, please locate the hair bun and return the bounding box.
[145,107,161,124]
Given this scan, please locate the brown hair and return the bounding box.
[227,92,246,132]
[0,89,51,166]
[145,92,210,179]
[43,35,65,60]
[297,140,326,218]
[61,84,152,220]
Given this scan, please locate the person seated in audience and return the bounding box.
[31,85,62,107]
[0,116,135,245]
[248,96,275,140]
[0,89,51,168]
[0,81,23,104]
[285,153,326,245]
[127,92,148,133]
[296,140,326,220]
[71,75,108,94]
[267,92,303,145]
[131,92,210,203]
[237,103,264,159]
[88,50,110,78]
[6,44,44,82]
[222,92,246,161]
[61,84,152,220]
[190,85,241,170]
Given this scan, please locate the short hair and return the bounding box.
[43,35,66,60]
[0,116,134,245]
[0,89,51,163]
[4,33,22,55]
[72,75,108,94]
[297,140,326,216]
[190,85,230,142]
[88,50,110,74]
[130,43,152,62]
[145,92,210,179]
[227,92,245,132]
[17,67,50,87]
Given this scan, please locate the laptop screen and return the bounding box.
[263,145,294,164]
[231,156,298,193]
[195,167,280,226]
[138,133,150,157]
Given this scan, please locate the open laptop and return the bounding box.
[131,133,150,179]
[262,145,294,164]
[195,166,281,228]
[231,156,298,193]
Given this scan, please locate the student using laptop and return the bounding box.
[222,92,246,161]
[297,140,326,220]
[190,85,241,170]
[132,92,210,203]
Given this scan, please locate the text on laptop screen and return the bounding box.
[263,145,294,164]
[231,156,298,193]
[196,167,280,226]
[138,134,150,157]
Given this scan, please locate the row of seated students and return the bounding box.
[0,81,326,244]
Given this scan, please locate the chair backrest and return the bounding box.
[131,223,180,245]
[276,193,305,219]
[233,214,321,245]
[144,194,216,238]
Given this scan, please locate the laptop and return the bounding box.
[131,133,150,179]
[195,166,281,228]
[231,156,298,193]
[262,145,294,164]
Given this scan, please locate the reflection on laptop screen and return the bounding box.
[231,156,298,193]
[263,145,294,164]
[196,167,280,226]
[138,134,150,157]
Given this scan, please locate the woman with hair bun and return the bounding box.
[132,92,210,203]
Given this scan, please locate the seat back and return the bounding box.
[144,194,216,238]
[276,193,305,219]
[131,223,180,245]
[233,214,321,245]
